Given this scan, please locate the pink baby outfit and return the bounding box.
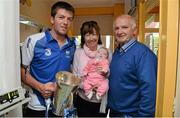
[73,44,99,79]
[83,58,109,97]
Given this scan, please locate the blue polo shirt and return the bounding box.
[22,29,76,110]
[108,39,157,117]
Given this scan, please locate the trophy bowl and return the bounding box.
[52,71,80,116]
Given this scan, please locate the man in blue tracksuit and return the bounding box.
[21,1,76,117]
[107,15,157,117]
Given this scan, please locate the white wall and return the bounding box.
[20,23,40,43]
[73,15,113,35]
[20,0,51,26]
[0,0,20,93]
[0,0,22,116]
[124,0,131,14]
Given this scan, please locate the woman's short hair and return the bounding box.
[80,21,102,48]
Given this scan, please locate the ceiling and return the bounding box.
[50,0,124,8]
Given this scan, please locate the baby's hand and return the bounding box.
[96,67,108,77]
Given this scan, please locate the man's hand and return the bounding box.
[39,82,57,99]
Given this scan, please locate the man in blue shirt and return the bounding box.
[107,15,157,117]
[21,1,76,117]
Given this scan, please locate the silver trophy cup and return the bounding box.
[52,71,80,116]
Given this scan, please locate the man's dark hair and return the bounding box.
[51,1,75,18]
